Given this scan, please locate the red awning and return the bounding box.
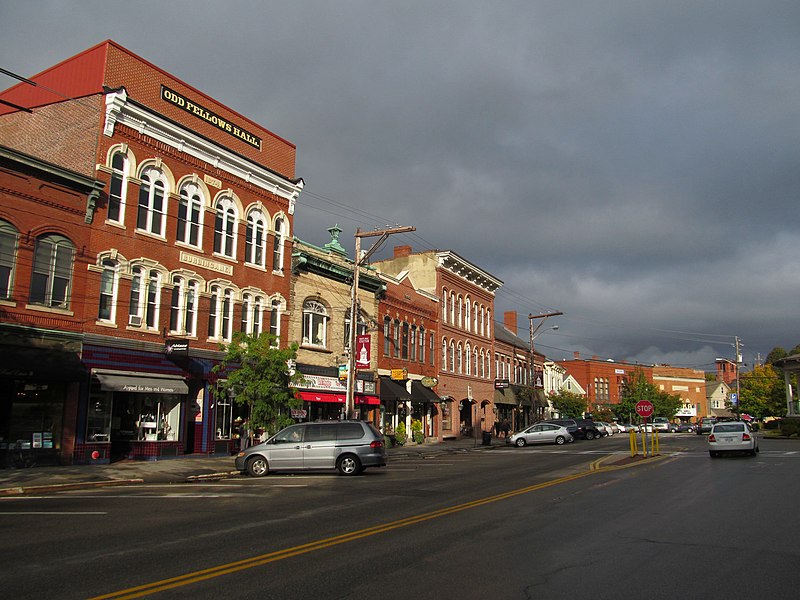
[297,391,346,403]
[356,395,380,405]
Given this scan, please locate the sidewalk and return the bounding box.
[0,436,502,496]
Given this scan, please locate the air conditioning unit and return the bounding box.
[128,315,142,327]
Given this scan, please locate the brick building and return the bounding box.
[373,246,502,439]
[652,365,707,423]
[0,41,303,463]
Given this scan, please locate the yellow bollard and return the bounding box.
[653,428,660,455]
[641,425,648,457]
[629,428,638,457]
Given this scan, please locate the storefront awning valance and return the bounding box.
[95,373,188,394]
[297,391,346,403]
[411,381,440,403]
[494,389,518,405]
[380,377,412,402]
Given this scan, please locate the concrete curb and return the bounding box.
[0,478,144,496]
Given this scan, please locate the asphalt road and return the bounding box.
[2,433,799,599]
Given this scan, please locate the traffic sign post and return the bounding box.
[635,401,654,457]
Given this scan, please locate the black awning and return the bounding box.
[0,346,86,381]
[380,377,412,402]
[494,389,517,405]
[94,373,188,394]
[411,380,440,403]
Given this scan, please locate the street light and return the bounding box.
[528,312,562,423]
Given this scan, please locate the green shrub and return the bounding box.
[779,418,800,437]
[395,421,407,445]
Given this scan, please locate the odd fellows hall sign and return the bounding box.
[161,86,262,150]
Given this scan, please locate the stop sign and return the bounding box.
[635,400,654,418]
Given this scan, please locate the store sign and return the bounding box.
[165,339,189,357]
[421,376,438,388]
[494,379,510,389]
[391,368,408,381]
[161,85,262,149]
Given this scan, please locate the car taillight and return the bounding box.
[742,433,751,441]
[708,434,716,442]
[370,440,384,449]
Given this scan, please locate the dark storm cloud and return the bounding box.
[2,0,799,368]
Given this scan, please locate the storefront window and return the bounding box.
[87,387,112,442]
[215,388,234,439]
[0,382,63,450]
[112,393,181,441]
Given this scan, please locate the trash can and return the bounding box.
[482,431,492,446]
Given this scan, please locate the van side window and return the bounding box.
[336,423,365,440]
[274,425,304,443]
[306,424,337,441]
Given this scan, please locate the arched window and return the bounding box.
[465,343,472,375]
[464,297,471,332]
[457,343,463,374]
[449,292,456,325]
[98,258,119,322]
[302,300,328,347]
[441,288,448,323]
[449,341,455,372]
[410,324,417,361]
[136,167,167,236]
[108,151,128,223]
[441,338,448,371]
[393,319,401,357]
[29,233,73,308]
[344,308,367,352]
[272,216,285,272]
[213,197,238,258]
[418,326,425,363]
[245,210,267,267]
[473,302,479,333]
[145,269,162,329]
[177,183,204,248]
[221,289,234,341]
[457,295,463,329]
[0,220,19,300]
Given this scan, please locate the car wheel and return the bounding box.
[246,455,269,477]
[709,451,717,458]
[515,438,527,447]
[336,454,362,476]
[555,436,566,445]
[585,431,595,440]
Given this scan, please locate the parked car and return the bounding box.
[616,423,638,433]
[696,417,717,434]
[508,423,573,447]
[542,419,602,440]
[652,417,670,432]
[673,422,694,433]
[608,422,620,434]
[708,421,759,457]
[235,420,388,476]
[594,421,612,436]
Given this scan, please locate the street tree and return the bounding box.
[617,369,682,421]
[739,364,785,419]
[547,390,587,418]
[212,332,304,435]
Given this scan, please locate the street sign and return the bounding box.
[635,400,654,419]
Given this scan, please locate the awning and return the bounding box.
[95,373,188,394]
[380,377,412,402]
[411,381,440,403]
[356,395,380,405]
[297,391,345,403]
[494,388,518,406]
[0,346,86,381]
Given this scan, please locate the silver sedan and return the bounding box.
[508,423,573,447]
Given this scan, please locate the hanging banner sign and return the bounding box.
[356,334,371,369]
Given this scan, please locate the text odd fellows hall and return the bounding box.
[0,40,303,464]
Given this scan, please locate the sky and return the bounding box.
[2,1,799,371]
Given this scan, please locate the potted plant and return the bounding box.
[395,421,407,446]
[411,419,424,444]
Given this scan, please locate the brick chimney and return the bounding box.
[503,311,517,335]
[393,245,412,258]
[573,351,580,359]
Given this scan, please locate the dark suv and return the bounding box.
[696,417,717,434]
[543,419,601,440]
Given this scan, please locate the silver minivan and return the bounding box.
[235,420,388,476]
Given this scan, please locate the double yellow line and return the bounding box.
[91,456,664,599]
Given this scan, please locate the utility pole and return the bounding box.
[528,311,563,422]
[345,225,415,419]
[735,336,743,414]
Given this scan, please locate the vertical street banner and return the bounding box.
[356,334,371,369]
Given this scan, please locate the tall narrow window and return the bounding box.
[442,289,448,323]
[170,276,197,335]
[136,168,166,236]
[441,339,448,371]
[401,322,409,360]
[465,343,472,375]
[185,280,197,335]
[245,210,267,267]
[240,293,252,333]
[98,259,118,321]
[457,343,463,374]
[129,267,144,324]
[410,325,417,362]
[269,298,280,343]
[419,326,425,363]
[221,289,233,341]
[344,309,367,352]
[393,319,400,358]
[0,220,18,300]
[145,270,161,329]
[177,183,203,247]
[214,198,237,258]
[108,152,127,223]
[383,316,391,356]
[29,234,73,308]
[208,286,220,338]
[252,296,263,337]
[272,216,285,272]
